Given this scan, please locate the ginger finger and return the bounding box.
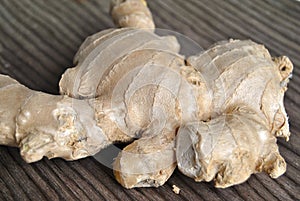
[0,75,110,163]
[110,0,155,29]
[114,128,177,188]
[0,75,33,146]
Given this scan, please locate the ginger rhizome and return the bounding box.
[0,0,293,189]
[0,75,110,162]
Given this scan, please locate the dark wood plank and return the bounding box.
[0,0,299,200]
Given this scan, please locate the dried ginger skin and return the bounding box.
[114,129,177,188]
[177,110,286,188]
[187,39,292,139]
[72,28,180,66]
[0,75,110,163]
[271,55,293,139]
[110,0,155,29]
[0,75,33,146]
[177,39,293,188]
[90,49,189,142]
[59,28,180,99]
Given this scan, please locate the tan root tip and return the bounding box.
[268,155,287,178]
[273,56,293,81]
[110,0,155,29]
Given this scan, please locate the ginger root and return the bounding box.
[0,75,109,163]
[0,0,293,189]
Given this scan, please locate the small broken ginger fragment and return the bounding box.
[172,185,180,194]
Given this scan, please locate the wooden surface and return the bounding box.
[0,0,299,200]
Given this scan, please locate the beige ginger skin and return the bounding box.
[0,0,294,189]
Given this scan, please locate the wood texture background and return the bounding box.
[0,0,299,200]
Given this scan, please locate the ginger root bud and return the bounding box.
[110,0,155,29]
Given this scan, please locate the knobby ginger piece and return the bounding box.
[114,129,177,188]
[0,75,32,147]
[0,75,110,163]
[110,0,155,29]
[177,110,286,188]
[187,39,292,140]
[176,39,293,188]
[59,28,180,98]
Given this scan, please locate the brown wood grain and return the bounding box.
[0,0,299,200]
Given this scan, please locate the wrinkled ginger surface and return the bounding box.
[0,0,293,189]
